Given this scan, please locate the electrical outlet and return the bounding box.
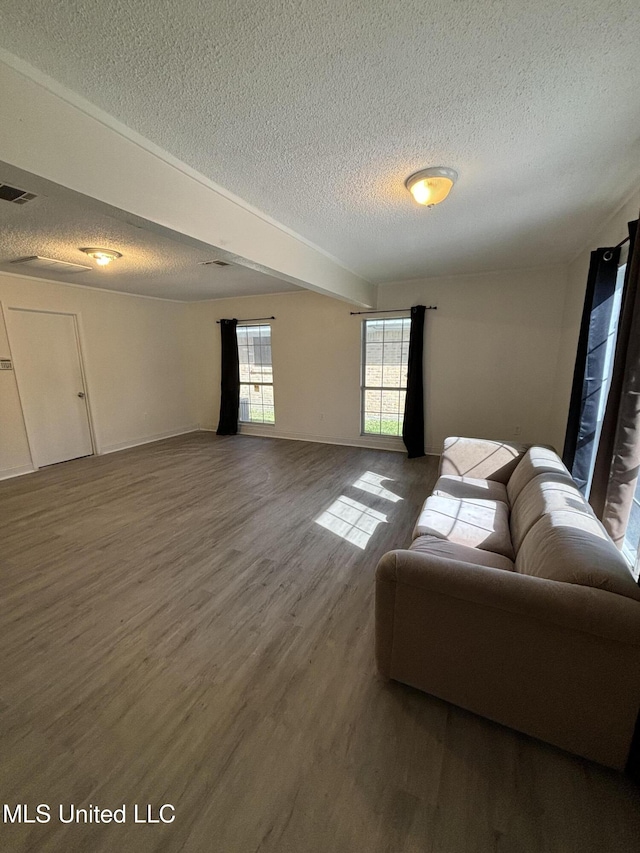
[514,425,522,436]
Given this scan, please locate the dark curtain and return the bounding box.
[216,319,240,435]
[590,219,640,546]
[402,305,426,458]
[562,247,621,491]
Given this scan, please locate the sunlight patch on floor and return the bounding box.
[315,495,388,549]
[352,471,402,503]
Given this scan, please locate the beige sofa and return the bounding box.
[375,436,640,770]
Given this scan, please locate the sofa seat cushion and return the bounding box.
[433,474,508,504]
[510,472,594,552]
[516,510,640,602]
[412,495,514,560]
[506,446,573,504]
[409,534,515,571]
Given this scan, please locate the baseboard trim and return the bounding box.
[235,425,412,453]
[200,424,440,456]
[101,426,200,455]
[0,463,37,481]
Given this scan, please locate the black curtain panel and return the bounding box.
[562,247,621,492]
[590,220,640,543]
[216,318,240,436]
[402,305,426,458]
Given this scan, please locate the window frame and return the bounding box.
[583,243,640,579]
[581,257,627,497]
[237,322,275,426]
[360,314,411,438]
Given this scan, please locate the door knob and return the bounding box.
[77,391,85,398]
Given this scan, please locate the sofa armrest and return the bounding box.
[375,549,640,768]
[376,549,640,645]
[439,436,530,483]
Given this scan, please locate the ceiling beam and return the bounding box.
[0,55,374,307]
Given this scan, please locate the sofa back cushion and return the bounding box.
[506,446,572,504]
[515,510,640,601]
[510,472,592,552]
[440,437,528,483]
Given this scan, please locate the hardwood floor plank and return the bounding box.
[1,432,638,852]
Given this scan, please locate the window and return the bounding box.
[361,317,410,436]
[238,323,274,424]
[623,480,640,580]
[577,251,640,579]
[583,261,626,495]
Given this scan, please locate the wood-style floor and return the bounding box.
[1,432,639,852]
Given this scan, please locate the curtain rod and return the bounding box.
[615,235,630,249]
[350,306,437,316]
[216,316,275,324]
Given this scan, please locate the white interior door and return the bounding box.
[8,309,93,468]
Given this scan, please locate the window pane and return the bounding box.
[367,341,383,365]
[364,414,382,434]
[238,344,250,365]
[381,389,401,417]
[366,321,383,342]
[364,389,381,412]
[384,321,403,342]
[263,385,274,406]
[362,318,409,436]
[380,418,401,436]
[623,484,640,577]
[237,324,275,424]
[365,364,381,386]
[382,364,403,388]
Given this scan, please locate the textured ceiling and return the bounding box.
[1,1,640,283]
[0,162,300,300]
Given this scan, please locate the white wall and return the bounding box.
[0,271,197,478]
[190,266,568,453]
[550,186,640,448]
[377,268,568,451]
[8,192,637,478]
[188,290,402,451]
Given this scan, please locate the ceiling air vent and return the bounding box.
[0,183,37,205]
[10,256,92,274]
[199,259,230,267]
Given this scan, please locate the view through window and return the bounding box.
[579,256,640,579]
[361,317,410,436]
[238,324,274,424]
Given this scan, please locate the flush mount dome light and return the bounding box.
[80,248,123,267]
[405,167,458,207]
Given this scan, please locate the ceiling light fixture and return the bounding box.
[405,167,458,207]
[80,248,123,267]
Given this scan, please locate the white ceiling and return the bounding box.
[0,0,639,286]
[0,162,300,300]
